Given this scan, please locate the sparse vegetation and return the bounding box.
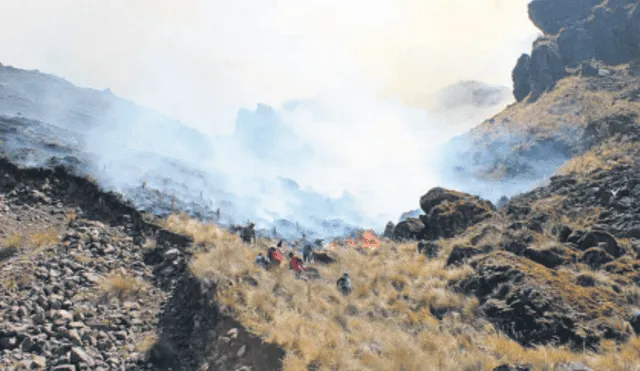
[558,140,640,178]
[65,209,77,221]
[98,272,151,303]
[28,228,59,249]
[161,213,229,246]
[1,232,24,249]
[135,332,158,353]
[163,215,640,371]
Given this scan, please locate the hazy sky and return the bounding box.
[0,0,539,222]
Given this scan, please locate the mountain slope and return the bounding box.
[438,0,640,202]
[0,64,365,241]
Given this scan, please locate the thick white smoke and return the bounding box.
[0,0,539,233]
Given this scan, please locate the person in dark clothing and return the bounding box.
[303,243,314,264]
[254,253,270,270]
[336,272,352,295]
[241,222,256,244]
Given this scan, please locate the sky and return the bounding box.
[0,0,540,226]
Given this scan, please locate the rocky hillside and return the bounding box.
[0,157,284,370]
[438,0,640,201]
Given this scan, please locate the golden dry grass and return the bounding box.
[1,228,60,252]
[28,228,60,248]
[1,232,24,249]
[160,213,228,246]
[472,69,640,141]
[135,332,158,353]
[98,272,151,303]
[557,140,640,178]
[65,209,77,222]
[164,216,640,371]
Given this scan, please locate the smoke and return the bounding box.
[0,0,539,235]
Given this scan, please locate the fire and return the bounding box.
[329,230,380,250]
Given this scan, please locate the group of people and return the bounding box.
[253,240,352,295]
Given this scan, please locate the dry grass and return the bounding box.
[558,140,640,178]
[0,228,60,253]
[160,213,229,246]
[135,332,158,353]
[1,233,24,249]
[27,228,60,248]
[98,272,151,303]
[164,216,640,371]
[65,209,77,222]
[472,69,640,141]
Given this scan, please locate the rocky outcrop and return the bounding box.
[419,188,495,240]
[528,0,602,36]
[512,54,532,102]
[443,160,640,351]
[513,0,640,102]
[528,39,567,100]
[390,188,495,242]
[391,218,424,241]
[453,252,632,352]
[383,221,395,238]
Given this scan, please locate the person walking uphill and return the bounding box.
[337,272,352,295]
[303,243,314,264]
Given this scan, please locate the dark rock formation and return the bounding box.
[512,54,532,101]
[419,188,495,240]
[391,217,424,241]
[528,39,567,100]
[557,27,595,67]
[528,0,602,36]
[383,221,395,238]
[513,0,640,102]
[454,252,630,351]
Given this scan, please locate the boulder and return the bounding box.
[578,230,622,258]
[581,247,615,269]
[528,39,566,100]
[446,246,488,267]
[312,251,337,265]
[512,54,532,102]
[523,245,575,268]
[419,188,495,240]
[391,218,424,242]
[383,221,395,238]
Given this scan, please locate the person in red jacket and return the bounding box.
[267,246,283,267]
[288,252,307,273]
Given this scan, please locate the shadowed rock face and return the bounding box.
[513,0,640,102]
[528,0,602,36]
